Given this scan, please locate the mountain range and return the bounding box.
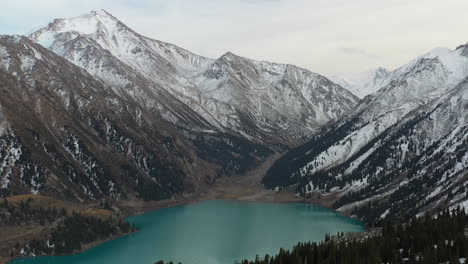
[0,9,466,224]
[0,10,358,202]
[29,10,358,145]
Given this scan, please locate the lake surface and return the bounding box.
[11,200,364,264]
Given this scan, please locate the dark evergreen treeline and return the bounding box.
[186,129,276,175]
[154,208,468,264]
[0,197,66,226]
[0,197,134,256]
[0,131,46,198]
[237,208,468,264]
[49,212,133,254]
[154,261,181,264]
[16,211,134,255]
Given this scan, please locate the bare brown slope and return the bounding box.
[0,35,222,202]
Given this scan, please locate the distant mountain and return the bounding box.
[29,10,358,145]
[329,67,390,98]
[264,44,468,223]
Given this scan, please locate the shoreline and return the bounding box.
[3,230,136,264]
[2,154,363,264]
[2,194,363,264]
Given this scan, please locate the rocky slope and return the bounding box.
[264,44,468,223]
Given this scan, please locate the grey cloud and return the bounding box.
[337,47,380,60]
[1,0,467,75]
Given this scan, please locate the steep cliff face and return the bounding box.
[264,45,468,222]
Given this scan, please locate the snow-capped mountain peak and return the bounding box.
[30,10,214,77]
[30,9,118,43]
[373,67,390,80]
[329,67,390,98]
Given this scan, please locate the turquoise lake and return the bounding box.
[10,200,364,264]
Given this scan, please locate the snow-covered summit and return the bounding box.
[37,9,117,36]
[30,10,214,76]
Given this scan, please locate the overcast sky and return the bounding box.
[1,0,467,75]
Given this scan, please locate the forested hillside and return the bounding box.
[0,196,133,259]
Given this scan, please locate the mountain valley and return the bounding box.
[0,8,467,264]
[0,11,359,205]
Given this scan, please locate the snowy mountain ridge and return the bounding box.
[29,9,359,145]
[329,47,468,99]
